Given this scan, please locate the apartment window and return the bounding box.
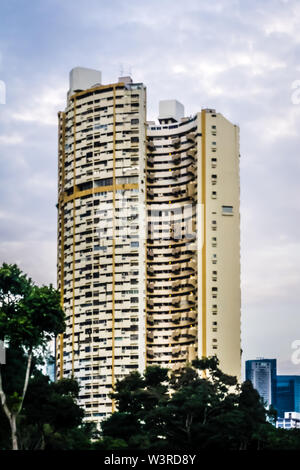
[94,178,113,187]
[222,205,233,215]
[212,191,217,199]
[116,176,138,184]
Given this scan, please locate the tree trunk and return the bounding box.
[0,351,32,450]
[11,414,18,450]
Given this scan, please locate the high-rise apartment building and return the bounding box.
[56,67,241,424]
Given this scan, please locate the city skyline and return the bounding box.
[0,0,300,376]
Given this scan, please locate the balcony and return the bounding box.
[147,265,154,275]
[172,312,181,323]
[147,330,154,341]
[147,314,154,325]
[188,276,197,288]
[147,281,154,291]
[147,174,155,183]
[188,344,196,361]
[171,329,180,340]
[147,155,154,166]
[188,293,196,304]
[171,137,180,148]
[172,297,180,307]
[147,140,155,150]
[187,148,196,158]
[186,132,196,142]
[186,309,196,322]
[172,154,181,166]
[188,326,197,338]
[187,242,197,252]
[172,346,181,357]
[188,259,196,271]
[172,264,180,273]
[147,348,154,358]
[187,182,196,198]
[147,188,154,199]
[172,247,181,257]
[187,164,197,176]
[147,298,154,308]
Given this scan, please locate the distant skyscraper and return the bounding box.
[245,359,277,408]
[276,375,300,417]
[56,67,241,424]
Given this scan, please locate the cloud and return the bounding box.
[0,133,23,145]
[0,240,57,286]
[10,85,65,126]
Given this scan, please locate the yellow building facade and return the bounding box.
[57,67,241,424]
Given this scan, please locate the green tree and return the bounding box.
[0,263,65,450]
[19,371,96,450]
[100,357,285,450]
[100,366,169,449]
[163,357,241,450]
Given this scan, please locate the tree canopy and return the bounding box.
[98,357,300,451]
[0,263,65,449]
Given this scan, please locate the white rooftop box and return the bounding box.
[158,99,184,123]
[69,67,102,95]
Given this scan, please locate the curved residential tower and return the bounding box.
[57,67,241,425]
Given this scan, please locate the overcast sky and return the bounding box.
[0,0,300,376]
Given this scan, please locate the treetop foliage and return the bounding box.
[0,263,65,350]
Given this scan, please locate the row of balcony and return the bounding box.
[146,292,196,309]
[146,309,197,328]
[147,258,196,276]
[147,182,196,200]
[146,132,196,152]
[147,276,196,291]
[146,249,195,264]
[147,166,196,183]
[147,149,196,166]
[146,327,196,347]
[147,243,196,258]
[147,343,196,363]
